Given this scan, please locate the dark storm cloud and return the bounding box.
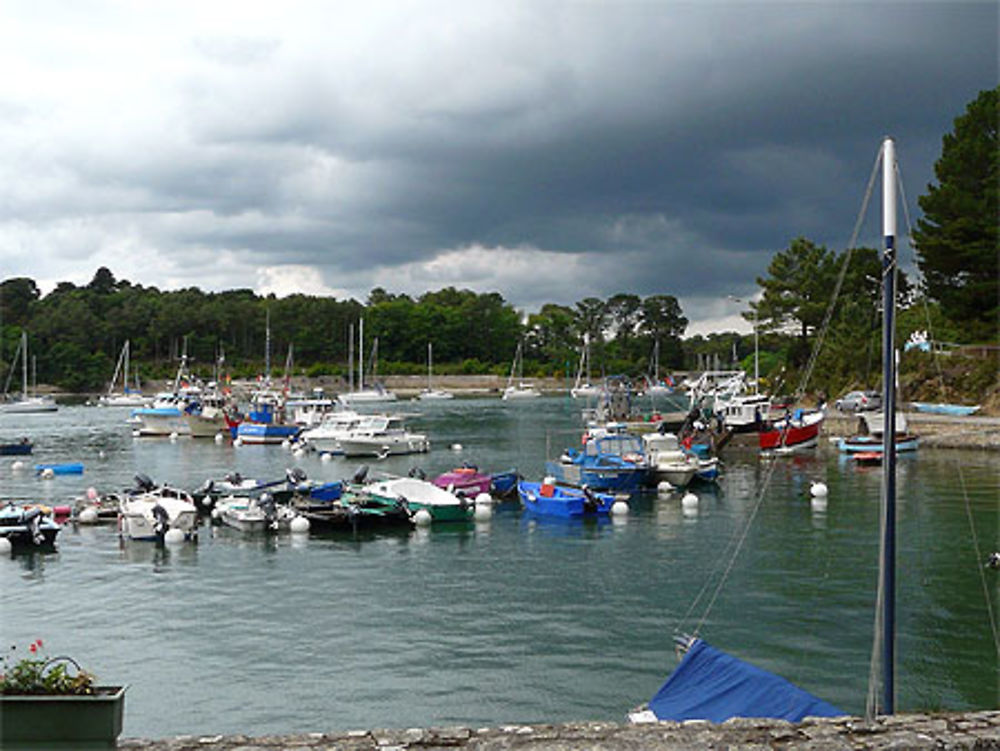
[1,1,995,330]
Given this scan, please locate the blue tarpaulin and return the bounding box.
[648,639,844,723]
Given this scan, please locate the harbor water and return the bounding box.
[1,398,997,738]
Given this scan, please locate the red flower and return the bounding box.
[29,643,37,654]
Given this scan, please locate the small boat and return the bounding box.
[0,438,33,456]
[839,434,919,453]
[337,415,430,458]
[340,321,398,404]
[489,469,520,498]
[299,409,366,454]
[517,479,616,518]
[548,428,651,493]
[117,475,199,542]
[34,462,84,475]
[852,451,883,466]
[215,494,298,534]
[293,486,414,533]
[235,387,301,445]
[911,402,981,416]
[502,342,541,400]
[0,503,61,549]
[99,341,148,407]
[432,465,493,497]
[570,336,601,399]
[642,432,698,487]
[417,343,454,401]
[365,476,473,522]
[0,332,58,414]
[758,409,825,452]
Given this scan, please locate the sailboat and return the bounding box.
[339,319,398,405]
[417,342,453,401]
[99,340,148,407]
[501,341,540,400]
[634,138,906,723]
[643,339,674,397]
[570,335,601,398]
[1,331,58,413]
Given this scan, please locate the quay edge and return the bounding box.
[116,712,1000,751]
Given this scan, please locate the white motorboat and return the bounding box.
[299,410,368,454]
[117,476,198,542]
[214,494,296,533]
[642,432,698,487]
[337,415,430,457]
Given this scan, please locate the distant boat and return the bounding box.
[340,319,398,405]
[502,341,541,400]
[910,401,980,416]
[0,438,33,456]
[336,415,429,458]
[417,342,454,401]
[99,340,147,407]
[758,409,824,452]
[1,331,58,413]
[570,335,601,398]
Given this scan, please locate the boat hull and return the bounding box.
[338,435,430,457]
[236,423,301,445]
[517,481,616,518]
[838,435,920,453]
[758,412,824,451]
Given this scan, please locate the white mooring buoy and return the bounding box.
[681,492,699,508]
[163,528,185,545]
[413,508,433,527]
[78,507,99,525]
[290,516,311,534]
[810,481,828,498]
[611,500,629,516]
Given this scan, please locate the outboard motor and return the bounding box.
[352,465,369,485]
[581,485,599,514]
[407,466,427,480]
[23,507,44,546]
[151,503,170,542]
[225,472,243,486]
[134,473,155,493]
[286,467,307,485]
[259,493,279,532]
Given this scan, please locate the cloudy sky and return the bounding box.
[0,1,995,335]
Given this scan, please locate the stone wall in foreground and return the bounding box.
[118,711,1000,750]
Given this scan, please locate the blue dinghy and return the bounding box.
[34,462,84,475]
[517,480,615,518]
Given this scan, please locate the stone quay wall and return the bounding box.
[118,712,1000,751]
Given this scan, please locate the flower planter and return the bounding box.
[0,685,126,749]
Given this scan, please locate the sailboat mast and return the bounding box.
[880,136,899,715]
[348,323,354,393]
[358,318,365,391]
[21,332,28,396]
[265,308,271,382]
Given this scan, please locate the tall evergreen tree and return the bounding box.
[912,86,999,342]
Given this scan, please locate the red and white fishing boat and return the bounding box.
[758,409,824,452]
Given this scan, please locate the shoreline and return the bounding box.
[116,712,1000,750]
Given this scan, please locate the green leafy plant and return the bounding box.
[0,639,95,695]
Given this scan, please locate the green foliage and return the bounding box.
[1,640,95,696]
[913,86,999,343]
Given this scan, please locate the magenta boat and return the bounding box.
[433,466,492,497]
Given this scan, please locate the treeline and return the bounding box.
[0,270,690,392]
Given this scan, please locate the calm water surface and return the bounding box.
[1,399,997,738]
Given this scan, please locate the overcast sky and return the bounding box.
[0,1,995,335]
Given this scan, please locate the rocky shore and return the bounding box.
[823,411,1000,450]
[117,712,1000,750]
